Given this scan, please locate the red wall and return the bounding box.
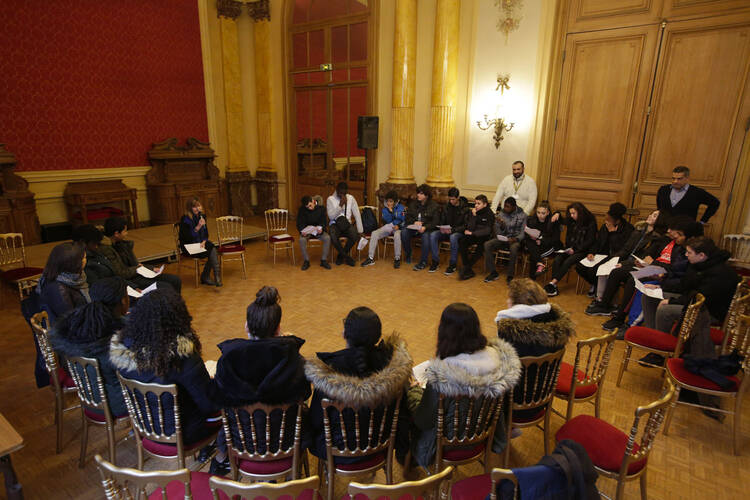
[0,1,208,171]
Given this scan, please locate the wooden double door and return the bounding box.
[549,2,750,237]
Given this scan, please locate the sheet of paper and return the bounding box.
[301,225,318,236]
[596,257,620,276]
[204,360,217,378]
[438,225,451,234]
[184,243,204,255]
[127,286,142,298]
[634,279,664,299]
[630,265,665,279]
[136,264,163,279]
[579,254,608,268]
[633,255,648,266]
[524,227,541,239]
[406,223,421,230]
[496,234,509,242]
[141,282,157,295]
[556,248,573,254]
[412,360,430,389]
[357,237,369,251]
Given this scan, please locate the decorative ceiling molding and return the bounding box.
[247,0,270,21]
[495,0,524,42]
[217,0,243,20]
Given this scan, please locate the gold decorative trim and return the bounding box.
[248,0,270,21]
[217,0,242,19]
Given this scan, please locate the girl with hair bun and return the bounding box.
[210,286,311,475]
[305,306,413,463]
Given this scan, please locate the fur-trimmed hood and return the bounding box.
[496,303,574,350]
[50,330,112,360]
[109,332,197,372]
[424,337,521,398]
[305,333,413,408]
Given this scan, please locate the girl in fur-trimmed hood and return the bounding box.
[407,303,521,468]
[305,307,413,462]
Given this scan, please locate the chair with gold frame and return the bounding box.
[216,215,247,279]
[210,475,321,500]
[318,395,402,500]
[664,314,750,455]
[172,222,206,288]
[0,232,43,303]
[66,355,130,467]
[554,331,617,421]
[504,348,565,466]
[347,465,453,500]
[221,401,305,482]
[30,311,79,454]
[451,467,520,500]
[555,381,676,500]
[117,374,220,470]
[616,294,705,387]
[709,279,749,350]
[264,209,295,265]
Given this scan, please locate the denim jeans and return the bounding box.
[429,231,462,265]
[401,229,433,264]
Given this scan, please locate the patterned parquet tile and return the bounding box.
[1,228,748,499]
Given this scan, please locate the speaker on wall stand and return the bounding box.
[357,116,378,205]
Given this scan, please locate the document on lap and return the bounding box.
[406,223,421,230]
[184,243,203,255]
[556,248,573,254]
[204,360,217,378]
[412,360,430,389]
[596,257,619,276]
[634,278,664,299]
[136,264,164,278]
[126,282,156,298]
[439,225,451,234]
[579,254,607,267]
[524,227,541,239]
[496,234,509,242]
[630,265,665,279]
[301,225,321,236]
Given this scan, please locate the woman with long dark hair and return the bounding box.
[38,242,91,324]
[179,197,221,287]
[544,202,598,296]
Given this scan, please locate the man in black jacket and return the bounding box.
[429,187,468,276]
[296,195,331,270]
[458,194,494,280]
[656,166,720,224]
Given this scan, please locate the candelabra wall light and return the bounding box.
[476,74,515,149]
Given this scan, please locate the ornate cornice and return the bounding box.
[217,0,243,20]
[247,0,270,21]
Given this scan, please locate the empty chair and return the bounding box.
[210,475,321,500]
[265,209,295,265]
[348,465,453,500]
[0,232,42,302]
[216,215,247,279]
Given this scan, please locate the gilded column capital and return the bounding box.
[247,0,270,21]
[217,0,242,19]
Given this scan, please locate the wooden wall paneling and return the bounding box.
[566,0,663,33]
[663,0,750,20]
[634,12,750,238]
[548,25,660,217]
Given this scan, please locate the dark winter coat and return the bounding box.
[179,214,213,258]
[39,279,89,325]
[405,200,440,232]
[465,206,495,238]
[440,198,470,234]
[296,205,327,233]
[84,248,118,284]
[650,240,690,290]
[97,237,138,280]
[561,216,598,254]
[593,220,634,256]
[614,223,668,263]
[526,215,561,248]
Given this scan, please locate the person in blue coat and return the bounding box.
[179,197,221,287]
[361,190,406,269]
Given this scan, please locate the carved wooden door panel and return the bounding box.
[549,25,659,217]
[567,0,663,33]
[633,13,750,237]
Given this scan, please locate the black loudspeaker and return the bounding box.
[357,116,379,149]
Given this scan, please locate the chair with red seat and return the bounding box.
[216,215,247,280]
[66,355,130,467]
[211,474,321,500]
[30,311,80,454]
[318,395,402,500]
[347,465,453,500]
[709,279,749,351]
[0,232,43,304]
[265,209,296,265]
[554,331,617,421]
[117,374,220,470]
[664,313,750,455]
[504,348,565,466]
[221,401,305,482]
[555,381,676,500]
[616,294,705,387]
[451,467,519,500]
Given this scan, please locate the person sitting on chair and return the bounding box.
[326,182,363,267]
[38,242,91,325]
[179,198,222,287]
[429,187,469,276]
[544,202,598,297]
[296,195,331,271]
[362,190,405,269]
[483,197,527,284]
[402,184,440,271]
[523,201,562,279]
[458,195,495,281]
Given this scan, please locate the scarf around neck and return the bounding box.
[56,272,91,303]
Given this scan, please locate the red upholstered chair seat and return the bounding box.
[1,267,43,281]
[450,473,491,500]
[666,358,740,392]
[511,407,547,424]
[625,326,677,352]
[147,471,323,500]
[556,415,647,475]
[270,234,294,242]
[335,452,386,472]
[218,244,245,253]
[237,455,293,475]
[55,366,76,388]
[142,421,222,456]
[710,327,725,346]
[443,441,486,462]
[555,362,598,399]
[83,407,128,423]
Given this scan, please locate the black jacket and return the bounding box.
[465,206,494,238]
[593,220,634,256]
[656,184,720,223]
[440,198,469,234]
[525,215,561,247]
[84,248,118,284]
[405,200,440,232]
[561,216,598,254]
[296,205,327,233]
[614,225,669,263]
[39,279,89,325]
[650,240,689,289]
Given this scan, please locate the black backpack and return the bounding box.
[361,207,378,234]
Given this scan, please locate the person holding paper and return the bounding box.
[296,195,331,271]
[326,182,363,267]
[656,166,720,224]
[179,198,222,287]
[574,203,633,299]
[458,195,495,280]
[483,197,526,283]
[544,202,598,297]
[490,160,538,215]
[401,184,440,271]
[428,187,468,276]
[362,190,405,268]
[522,201,561,278]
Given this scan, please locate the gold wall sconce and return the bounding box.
[476,74,515,149]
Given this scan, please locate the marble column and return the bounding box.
[426,0,459,190]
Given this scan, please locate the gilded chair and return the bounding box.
[709,279,749,350]
[664,314,750,455]
[30,311,79,454]
[555,381,677,500]
[504,348,565,466]
[264,209,295,265]
[221,402,305,482]
[172,222,206,288]
[554,331,617,421]
[210,475,321,500]
[616,294,705,386]
[117,374,220,470]
[216,215,247,279]
[347,465,453,500]
[318,395,402,500]
[66,355,130,467]
[451,467,519,500]
[0,232,43,302]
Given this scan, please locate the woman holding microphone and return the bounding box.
[179,198,222,287]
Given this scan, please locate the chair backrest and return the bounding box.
[216,215,244,247]
[0,232,28,269]
[66,355,110,417]
[618,381,676,478]
[95,454,193,500]
[568,331,617,397]
[435,393,504,464]
[209,474,319,500]
[722,234,750,266]
[172,222,182,261]
[489,468,519,500]
[729,315,750,371]
[673,293,706,356]
[30,311,63,390]
[221,402,303,475]
[720,281,750,352]
[347,465,453,500]
[320,394,401,461]
[265,209,289,234]
[513,348,566,411]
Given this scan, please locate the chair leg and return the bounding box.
[136,436,144,470]
[326,460,334,500]
[616,345,632,387]
[194,260,200,288]
[291,245,296,265]
[55,391,64,454]
[241,253,247,279]
[107,422,117,465]
[614,475,626,500]
[663,385,680,436]
[594,390,602,419]
[503,426,512,467]
[78,412,88,468]
[734,395,742,456]
[565,396,574,422]
[639,469,648,500]
[543,405,552,455]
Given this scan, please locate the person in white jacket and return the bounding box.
[491,161,538,215]
[326,181,363,266]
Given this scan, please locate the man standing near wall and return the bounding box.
[656,166,720,225]
[491,161,538,215]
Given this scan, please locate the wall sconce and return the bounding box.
[476,74,515,149]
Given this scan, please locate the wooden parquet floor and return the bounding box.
[1,227,749,499]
